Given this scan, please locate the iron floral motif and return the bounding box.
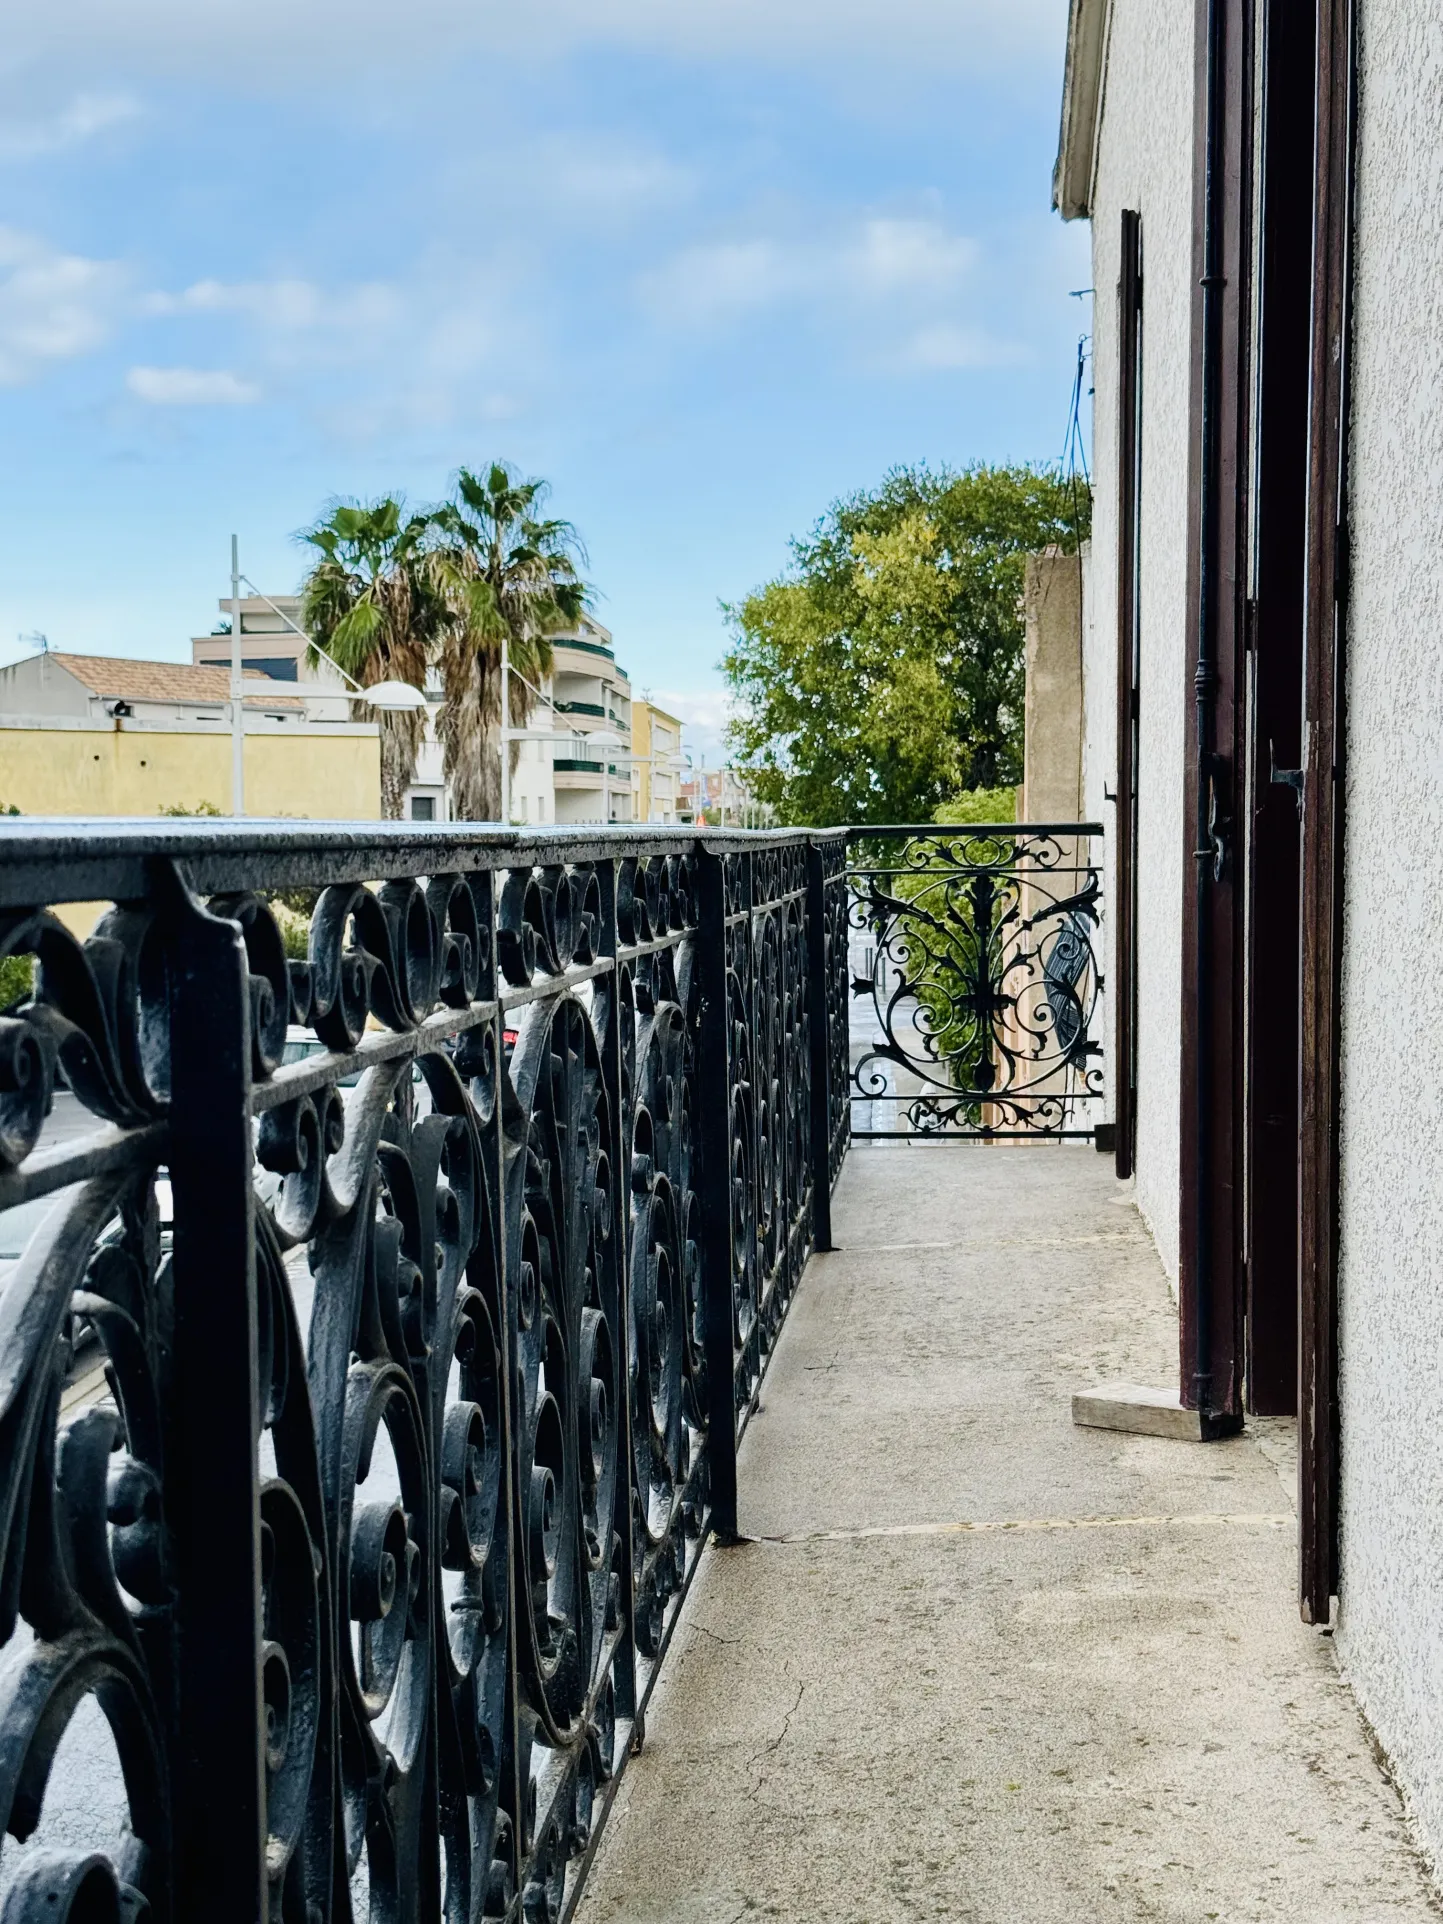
[847,828,1104,1139]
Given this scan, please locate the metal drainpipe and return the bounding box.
[1193,0,1228,1415]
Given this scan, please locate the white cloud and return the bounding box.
[638,214,980,331]
[126,365,260,404]
[2,0,1063,79]
[639,240,797,329]
[0,92,140,160]
[647,687,732,731]
[527,0,1063,61]
[133,247,524,440]
[144,276,401,333]
[894,322,1028,371]
[526,135,694,224]
[0,227,126,384]
[646,686,734,764]
[845,218,977,295]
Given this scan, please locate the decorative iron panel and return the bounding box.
[845,824,1106,1141]
[0,822,846,1924]
[717,844,815,1437]
[0,813,1104,1919]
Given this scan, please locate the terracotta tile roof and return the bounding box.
[49,653,305,708]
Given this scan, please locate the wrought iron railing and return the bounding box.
[845,824,1105,1139]
[0,821,850,1924]
[0,815,1100,1921]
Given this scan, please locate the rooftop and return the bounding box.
[40,652,304,708]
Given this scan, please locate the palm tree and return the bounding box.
[429,464,588,822]
[298,499,444,819]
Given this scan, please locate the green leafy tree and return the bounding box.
[428,464,588,822]
[934,787,1016,827]
[722,464,1089,827]
[0,954,31,1010]
[298,499,445,819]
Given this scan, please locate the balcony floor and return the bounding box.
[579,1145,1438,1922]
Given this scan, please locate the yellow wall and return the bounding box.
[631,700,684,822]
[632,701,653,819]
[0,726,380,821]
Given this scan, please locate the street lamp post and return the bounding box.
[230,536,244,816]
[500,630,511,825]
[589,730,625,825]
[223,561,427,810]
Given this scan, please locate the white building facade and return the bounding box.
[1058,0,1443,1861]
[550,619,632,826]
[192,594,642,826]
[193,592,565,825]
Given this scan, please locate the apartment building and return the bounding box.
[191,593,458,820]
[630,699,684,824]
[550,617,632,825]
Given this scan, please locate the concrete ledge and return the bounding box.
[1072,1381,1209,1441]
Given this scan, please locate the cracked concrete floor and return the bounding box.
[577,1145,1441,1924]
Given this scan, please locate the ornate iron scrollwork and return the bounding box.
[846,826,1105,1140]
[0,819,858,1919]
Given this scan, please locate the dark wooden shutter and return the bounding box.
[1243,0,1316,1419]
[1114,210,1143,1182]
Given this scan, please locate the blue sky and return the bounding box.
[0,0,1087,753]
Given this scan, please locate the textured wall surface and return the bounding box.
[1077,0,1196,1281]
[1335,0,1443,1869]
[0,724,381,819]
[1022,549,1085,822]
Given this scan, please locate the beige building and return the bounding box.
[630,700,684,824]
[190,594,325,691]
[0,649,380,818]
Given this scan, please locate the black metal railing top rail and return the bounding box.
[843,822,1105,1141]
[0,819,850,1924]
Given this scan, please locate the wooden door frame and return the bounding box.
[1175,0,1352,1602]
[1178,0,1251,1432]
[1298,0,1355,1626]
[1243,0,1316,1419]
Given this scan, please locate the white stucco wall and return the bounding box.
[1334,0,1443,1867]
[1077,0,1196,1281]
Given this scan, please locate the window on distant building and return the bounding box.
[197,656,299,681]
[411,795,435,821]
